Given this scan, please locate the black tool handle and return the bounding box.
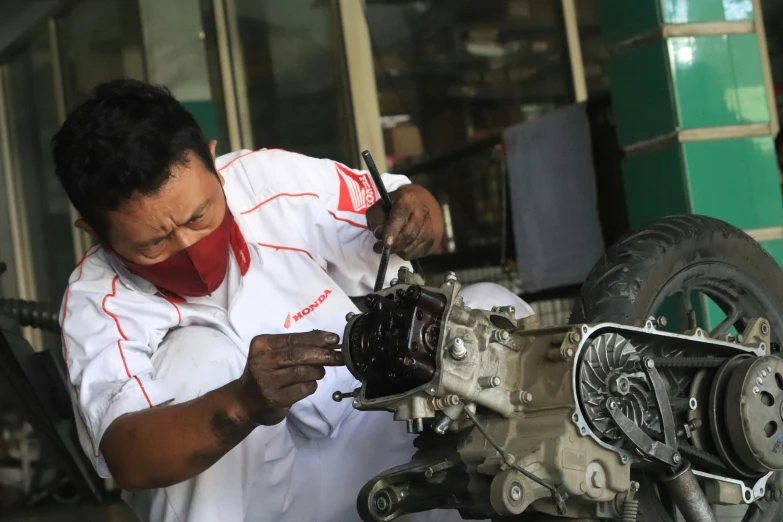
[360,151,425,279]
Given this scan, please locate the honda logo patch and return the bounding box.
[336,163,377,214]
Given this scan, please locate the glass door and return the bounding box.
[0,29,75,350]
[209,0,357,165]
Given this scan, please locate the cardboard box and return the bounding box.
[389,123,424,159]
[377,89,414,116]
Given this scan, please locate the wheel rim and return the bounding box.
[637,261,783,522]
[648,262,783,347]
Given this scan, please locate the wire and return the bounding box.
[462,404,568,514]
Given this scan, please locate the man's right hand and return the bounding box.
[238,330,343,426]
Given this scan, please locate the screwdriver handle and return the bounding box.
[360,151,425,279]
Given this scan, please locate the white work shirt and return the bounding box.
[60,149,463,522]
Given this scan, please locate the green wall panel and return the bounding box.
[669,35,768,129]
[661,0,753,23]
[599,0,661,44]
[609,40,676,147]
[623,145,690,228]
[599,0,754,45]
[684,137,783,229]
[721,0,755,20]
[728,34,770,123]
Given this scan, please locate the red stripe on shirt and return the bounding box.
[60,245,102,457]
[257,242,327,272]
[101,276,129,341]
[101,276,154,407]
[61,246,100,367]
[134,376,154,408]
[218,148,304,172]
[240,193,319,215]
[327,210,369,230]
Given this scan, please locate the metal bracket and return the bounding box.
[693,469,773,504]
[641,357,677,449]
[605,398,681,468]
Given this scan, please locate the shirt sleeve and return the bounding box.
[60,260,175,478]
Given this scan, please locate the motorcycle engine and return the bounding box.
[338,267,783,522]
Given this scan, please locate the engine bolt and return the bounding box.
[757,377,764,385]
[479,376,502,388]
[445,271,457,282]
[768,365,773,373]
[429,394,460,410]
[762,370,769,378]
[656,316,668,328]
[493,330,510,342]
[761,321,770,335]
[522,391,533,404]
[607,400,617,410]
[753,386,761,394]
[509,484,522,501]
[450,338,467,360]
[673,454,681,464]
[646,359,655,369]
[345,312,355,321]
[569,331,582,344]
[375,494,391,513]
[390,278,398,286]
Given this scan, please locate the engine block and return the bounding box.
[339,268,778,522]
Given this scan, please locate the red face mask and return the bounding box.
[120,208,234,297]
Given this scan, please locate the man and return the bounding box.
[54,79,529,522]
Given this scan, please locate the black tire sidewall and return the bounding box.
[571,216,783,330]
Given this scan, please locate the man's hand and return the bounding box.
[238,330,343,426]
[101,330,343,491]
[366,184,445,261]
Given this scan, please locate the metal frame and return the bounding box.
[48,19,89,263]
[339,0,387,172]
[211,0,254,152]
[211,0,243,152]
[562,0,588,103]
[0,63,43,349]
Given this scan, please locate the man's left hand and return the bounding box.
[365,184,444,261]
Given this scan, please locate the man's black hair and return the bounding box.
[52,79,214,239]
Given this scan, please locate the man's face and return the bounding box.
[102,151,226,265]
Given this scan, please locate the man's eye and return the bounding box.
[189,214,205,224]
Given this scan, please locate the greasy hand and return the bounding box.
[365,184,444,261]
[238,331,343,426]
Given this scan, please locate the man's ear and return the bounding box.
[209,140,225,185]
[75,218,107,248]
